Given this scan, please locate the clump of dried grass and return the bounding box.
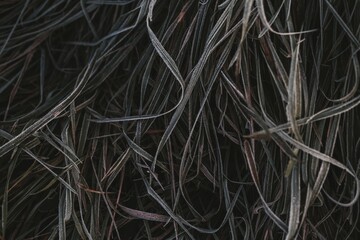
[0,1,359,239]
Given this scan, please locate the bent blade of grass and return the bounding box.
[256,0,317,36]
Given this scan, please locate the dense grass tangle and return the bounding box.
[0,0,360,239]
